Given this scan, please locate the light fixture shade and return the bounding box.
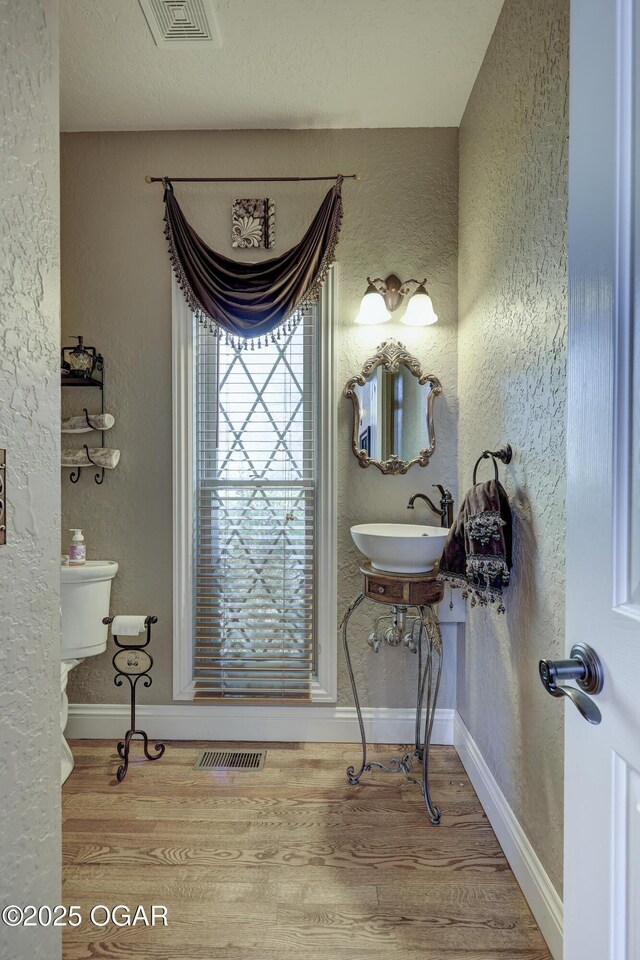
[354,285,392,325]
[400,286,438,326]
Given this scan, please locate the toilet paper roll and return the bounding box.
[111,615,147,637]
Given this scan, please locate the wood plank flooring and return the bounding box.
[62,741,552,960]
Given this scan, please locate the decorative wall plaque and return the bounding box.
[232,198,275,249]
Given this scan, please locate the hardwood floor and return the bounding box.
[62,740,552,960]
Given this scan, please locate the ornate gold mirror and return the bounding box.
[344,339,442,475]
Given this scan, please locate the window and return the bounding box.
[193,308,316,700]
[172,272,336,703]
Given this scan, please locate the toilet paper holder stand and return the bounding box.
[103,614,166,783]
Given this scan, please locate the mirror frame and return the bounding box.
[344,339,442,475]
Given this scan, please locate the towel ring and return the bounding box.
[473,453,499,484]
[472,444,512,485]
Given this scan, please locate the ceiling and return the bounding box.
[60,0,504,132]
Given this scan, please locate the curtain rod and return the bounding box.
[145,173,361,184]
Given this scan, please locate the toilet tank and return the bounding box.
[60,560,118,660]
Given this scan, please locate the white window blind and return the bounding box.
[193,309,317,701]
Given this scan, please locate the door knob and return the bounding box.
[539,643,604,725]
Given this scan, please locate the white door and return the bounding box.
[561,0,640,957]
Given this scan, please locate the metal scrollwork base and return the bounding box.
[116,729,165,783]
[342,596,443,824]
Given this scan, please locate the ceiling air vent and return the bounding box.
[138,0,222,48]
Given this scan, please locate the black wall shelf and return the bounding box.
[62,354,109,484]
[61,375,103,388]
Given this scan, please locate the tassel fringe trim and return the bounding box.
[437,553,510,616]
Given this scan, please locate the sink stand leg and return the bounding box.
[341,592,389,784]
[417,605,443,824]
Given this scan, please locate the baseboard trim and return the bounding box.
[67,703,455,745]
[453,714,563,960]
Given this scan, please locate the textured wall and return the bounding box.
[61,128,459,709]
[457,0,568,893]
[0,1,62,957]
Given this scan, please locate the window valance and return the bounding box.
[164,177,343,347]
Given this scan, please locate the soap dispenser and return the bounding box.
[68,529,86,566]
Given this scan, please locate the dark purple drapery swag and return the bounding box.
[163,176,343,348]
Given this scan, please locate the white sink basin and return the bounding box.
[351,523,448,574]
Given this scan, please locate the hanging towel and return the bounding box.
[61,413,115,433]
[62,448,120,470]
[438,478,512,613]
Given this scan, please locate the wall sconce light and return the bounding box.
[354,281,392,325]
[354,274,438,327]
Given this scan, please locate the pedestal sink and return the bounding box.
[350,523,448,574]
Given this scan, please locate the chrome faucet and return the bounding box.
[407,485,454,528]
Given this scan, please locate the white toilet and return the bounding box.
[60,560,118,783]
